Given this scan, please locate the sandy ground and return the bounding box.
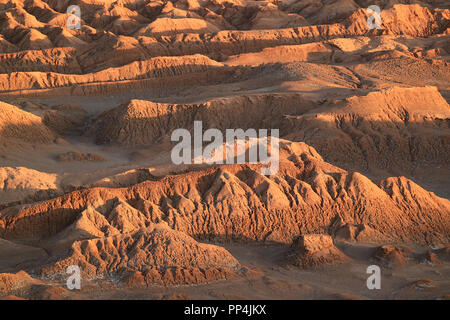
[5,242,445,300]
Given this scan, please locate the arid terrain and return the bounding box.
[0,0,449,300]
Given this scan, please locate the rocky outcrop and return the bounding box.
[0,271,40,296]
[0,1,448,95]
[0,54,225,91]
[43,104,89,135]
[1,142,448,245]
[283,86,450,173]
[41,222,242,285]
[288,234,349,267]
[86,93,311,146]
[0,0,449,298]
[56,151,105,162]
[0,166,60,204]
[0,101,56,144]
[372,245,414,268]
